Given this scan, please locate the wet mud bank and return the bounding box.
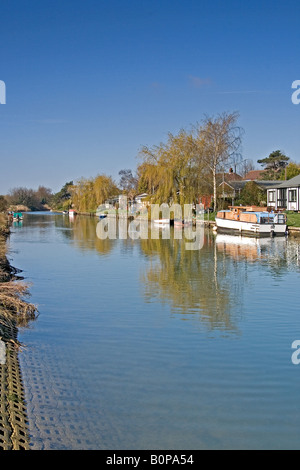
[0,214,37,450]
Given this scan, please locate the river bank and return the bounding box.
[0,213,38,450]
[76,210,300,235]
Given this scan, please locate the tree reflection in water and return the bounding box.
[139,230,242,334]
[139,230,300,334]
[56,214,300,334]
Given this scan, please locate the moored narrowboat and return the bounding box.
[215,206,287,237]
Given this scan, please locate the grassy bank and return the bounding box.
[285,211,300,227]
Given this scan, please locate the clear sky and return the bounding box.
[0,0,300,194]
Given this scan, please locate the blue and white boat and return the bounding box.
[215,206,287,236]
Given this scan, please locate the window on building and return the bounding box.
[289,189,297,203]
[277,188,287,208]
[268,191,275,202]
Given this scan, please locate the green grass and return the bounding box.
[204,211,217,221]
[285,211,300,227]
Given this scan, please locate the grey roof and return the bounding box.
[267,174,300,189]
[254,180,281,189]
[219,180,246,191]
[220,179,278,191]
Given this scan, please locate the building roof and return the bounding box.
[219,179,279,192]
[216,172,243,185]
[219,180,246,191]
[243,170,266,180]
[267,174,300,189]
[254,180,280,189]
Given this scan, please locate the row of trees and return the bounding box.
[2,111,300,214]
[4,186,52,211]
[16,112,243,213]
[136,112,243,211]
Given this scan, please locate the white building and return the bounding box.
[267,175,300,211]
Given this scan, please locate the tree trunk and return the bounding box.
[213,165,217,212]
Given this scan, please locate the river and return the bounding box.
[8,212,300,450]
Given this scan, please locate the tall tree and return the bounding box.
[70,174,119,212]
[257,150,289,180]
[118,169,138,201]
[280,162,300,180]
[36,186,52,205]
[51,181,73,210]
[238,159,256,178]
[138,129,209,206]
[194,112,244,211]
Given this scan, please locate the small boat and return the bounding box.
[174,219,192,227]
[68,209,77,217]
[215,206,287,237]
[153,218,170,225]
[13,212,23,221]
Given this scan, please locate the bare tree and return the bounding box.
[194,112,244,211]
[238,159,256,178]
[118,169,138,201]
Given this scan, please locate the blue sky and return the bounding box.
[0,0,300,194]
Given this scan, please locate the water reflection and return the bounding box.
[138,232,300,333]
[139,233,241,333]
[216,233,300,271]
[55,214,116,255]
[52,214,300,334]
[15,213,300,449]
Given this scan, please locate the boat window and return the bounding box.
[276,214,286,224]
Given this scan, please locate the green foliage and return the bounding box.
[137,113,243,211]
[235,181,266,206]
[138,129,212,206]
[71,174,119,212]
[51,181,73,210]
[258,150,289,180]
[279,162,300,180]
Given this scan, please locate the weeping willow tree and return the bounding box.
[71,174,119,212]
[138,129,210,206]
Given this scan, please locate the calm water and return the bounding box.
[8,212,300,450]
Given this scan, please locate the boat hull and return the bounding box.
[174,220,192,227]
[153,219,170,225]
[215,217,287,237]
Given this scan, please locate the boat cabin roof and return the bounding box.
[228,205,268,212]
